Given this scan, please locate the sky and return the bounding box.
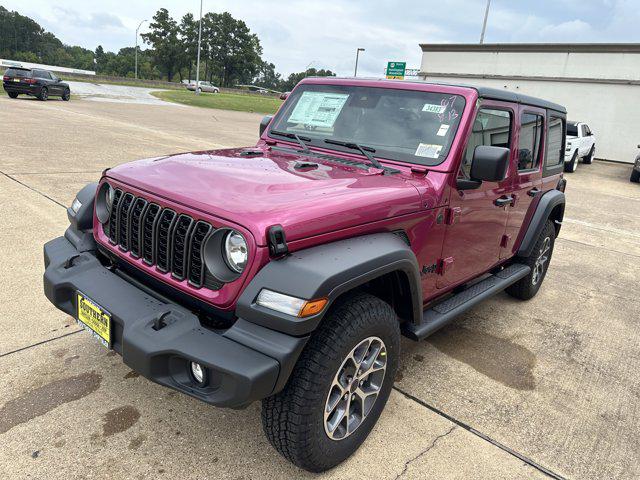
[3,0,640,77]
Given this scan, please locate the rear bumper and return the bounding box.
[3,83,40,95]
[43,235,307,408]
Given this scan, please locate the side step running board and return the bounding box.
[402,263,531,341]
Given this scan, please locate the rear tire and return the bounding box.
[7,92,19,99]
[564,151,578,173]
[261,293,400,472]
[506,220,556,301]
[631,169,640,183]
[583,145,594,164]
[38,87,48,101]
[62,88,70,101]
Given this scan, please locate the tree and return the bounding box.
[141,8,183,82]
[254,61,282,90]
[280,68,336,92]
[179,13,199,82]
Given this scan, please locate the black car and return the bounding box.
[631,145,640,183]
[3,67,70,101]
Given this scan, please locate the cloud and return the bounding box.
[0,0,638,77]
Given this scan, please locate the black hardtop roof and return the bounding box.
[306,77,567,114]
[5,66,31,70]
[473,85,566,114]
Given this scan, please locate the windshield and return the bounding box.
[268,84,466,166]
[5,68,31,78]
[566,123,578,137]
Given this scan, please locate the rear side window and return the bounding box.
[460,108,512,178]
[33,70,51,79]
[546,115,565,166]
[517,113,543,171]
[5,68,31,78]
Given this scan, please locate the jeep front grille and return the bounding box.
[106,188,216,289]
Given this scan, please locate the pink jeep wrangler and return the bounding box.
[44,77,566,471]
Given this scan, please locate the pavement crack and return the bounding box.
[0,170,66,208]
[392,386,567,480]
[394,425,457,479]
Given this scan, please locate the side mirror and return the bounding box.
[260,115,273,137]
[279,92,289,100]
[470,145,510,182]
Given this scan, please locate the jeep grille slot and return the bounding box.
[129,198,148,258]
[171,215,195,280]
[118,193,135,251]
[103,189,217,290]
[188,221,213,287]
[155,209,177,273]
[142,203,161,264]
[107,189,123,244]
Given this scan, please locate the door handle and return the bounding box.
[494,196,514,207]
[527,187,541,197]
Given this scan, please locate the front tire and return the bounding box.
[631,169,640,183]
[7,91,19,99]
[583,145,594,164]
[506,220,556,300]
[564,151,578,173]
[262,293,400,472]
[62,88,70,101]
[38,87,48,101]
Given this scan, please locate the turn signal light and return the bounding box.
[299,298,329,318]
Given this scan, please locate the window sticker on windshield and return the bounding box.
[436,124,450,137]
[415,143,443,158]
[288,91,350,128]
[422,103,447,114]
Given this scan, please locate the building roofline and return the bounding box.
[419,43,640,54]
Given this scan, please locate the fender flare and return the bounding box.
[517,189,565,258]
[236,233,423,336]
[65,182,98,252]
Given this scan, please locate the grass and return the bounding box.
[151,89,283,114]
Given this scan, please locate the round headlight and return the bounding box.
[96,182,115,224]
[224,231,248,273]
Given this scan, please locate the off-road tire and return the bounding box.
[62,88,71,101]
[261,293,400,472]
[564,151,578,173]
[631,169,640,183]
[38,87,48,101]
[7,92,19,99]
[506,220,556,301]
[583,145,594,164]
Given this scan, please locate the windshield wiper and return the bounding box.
[270,130,311,153]
[324,139,384,171]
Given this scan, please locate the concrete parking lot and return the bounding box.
[0,95,639,480]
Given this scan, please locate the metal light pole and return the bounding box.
[195,0,203,95]
[135,19,147,79]
[354,48,365,77]
[480,0,491,44]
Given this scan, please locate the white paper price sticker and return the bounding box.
[436,124,450,136]
[415,143,443,159]
[288,92,350,128]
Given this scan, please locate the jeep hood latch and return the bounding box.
[268,225,289,257]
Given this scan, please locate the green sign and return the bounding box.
[386,61,406,79]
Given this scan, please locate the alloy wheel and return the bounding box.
[532,236,551,285]
[324,336,387,440]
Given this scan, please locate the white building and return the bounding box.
[418,43,640,163]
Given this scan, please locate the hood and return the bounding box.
[107,147,423,245]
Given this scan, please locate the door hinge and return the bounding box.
[500,234,511,248]
[445,207,461,225]
[438,256,454,275]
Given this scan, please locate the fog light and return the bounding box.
[190,362,206,385]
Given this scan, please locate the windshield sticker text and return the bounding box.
[288,92,350,128]
[415,143,443,158]
[436,124,450,137]
[422,104,447,114]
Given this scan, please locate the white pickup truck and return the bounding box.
[565,121,596,172]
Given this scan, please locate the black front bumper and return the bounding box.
[43,235,307,408]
